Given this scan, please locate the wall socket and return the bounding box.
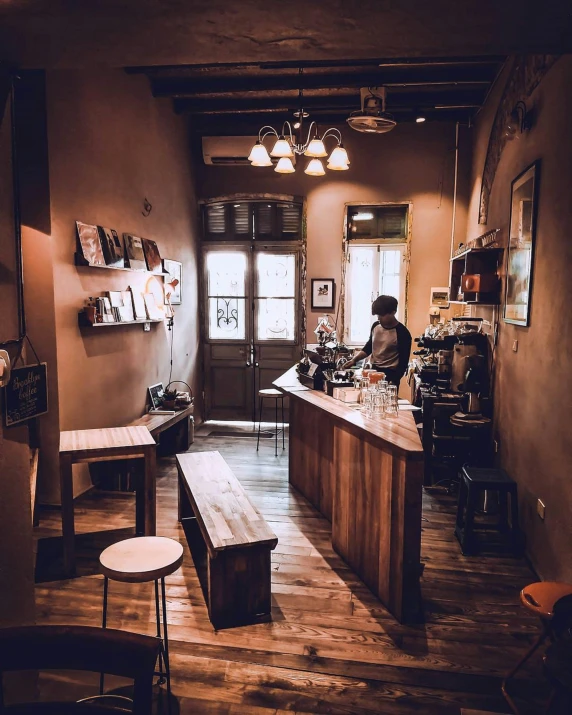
[512,340,518,352]
[537,499,546,520]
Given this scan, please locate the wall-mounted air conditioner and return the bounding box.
[202,136,259,166]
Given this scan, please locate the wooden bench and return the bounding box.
[176,450,278,629]
[130,406,194,455]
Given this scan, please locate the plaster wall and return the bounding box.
[465,56,572,581]
[196,122,468,357]
[43,69,201,501]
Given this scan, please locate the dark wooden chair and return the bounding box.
[0,625,161,715]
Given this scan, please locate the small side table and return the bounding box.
[59,426,157,576]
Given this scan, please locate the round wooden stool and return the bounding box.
[502,581,572,713]
[99,537,184,711]
[256,388,285,457]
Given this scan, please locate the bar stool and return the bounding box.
[99,536,184,711]
[256,388,285,457]
[454,466,522,555]
[502,582,572,714]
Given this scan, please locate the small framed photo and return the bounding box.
[430,287,450,308]
[311,278,335,310]
[148,382,165,410]
[163,259,182,305]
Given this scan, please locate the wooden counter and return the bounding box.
[274,367,424,623]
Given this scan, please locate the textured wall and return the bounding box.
[466,56,572,581]
[196,122,468,355]
[43,69,201,501]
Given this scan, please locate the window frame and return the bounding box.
[341,202,412,347]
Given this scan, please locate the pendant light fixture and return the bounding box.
[248,75,349,176]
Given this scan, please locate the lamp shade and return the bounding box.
[327,145,350,170]
[248,142,272,166]
[305,158,325,176]
[274,157,295,174]
[304,138,327,157]
[270,136,294,158]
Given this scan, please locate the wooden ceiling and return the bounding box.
[128,57,505,134]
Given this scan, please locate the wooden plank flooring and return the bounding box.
[32,425,547,714]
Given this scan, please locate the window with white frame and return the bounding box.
[343,204,409,346]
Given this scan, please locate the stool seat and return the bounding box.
[521,581,572,619]
[463,466,514,486]
[99,537,183,584]
[258,388,283,398]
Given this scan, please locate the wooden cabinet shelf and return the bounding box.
[449,245,503,304]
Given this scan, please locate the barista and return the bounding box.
[343,295,412,387]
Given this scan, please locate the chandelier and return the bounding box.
[248,121,350,176]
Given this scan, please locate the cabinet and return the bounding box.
[449,247,503,304]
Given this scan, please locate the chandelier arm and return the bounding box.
[258,126,279,142]
[321,127,342,145]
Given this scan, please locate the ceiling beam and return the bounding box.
[174,89,484,114]
[150,65,498,97]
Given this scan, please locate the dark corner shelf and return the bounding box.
[74,252,168,276]
[450,246,504,262]
[78,313,164,328]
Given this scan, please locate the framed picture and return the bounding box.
[430,287,450,308]
[311,278,335,310]
[148,383,164,410]
[504,161,540,326]
[163,259,182,305]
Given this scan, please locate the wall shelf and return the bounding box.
[449,245,504,304]
[74,252,168,275]
[78,312,163,328]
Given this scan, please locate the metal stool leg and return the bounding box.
[99,576,109,695]
[256,396,263,451]
[160,577,172,714]
[154,579,165,685]
[502,620,551,714]
[275,398,278,457]
[281,397,285,450]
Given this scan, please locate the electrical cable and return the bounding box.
[168,318,175,385]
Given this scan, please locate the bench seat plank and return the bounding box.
[176,451,278,554]
[176,450,277,629]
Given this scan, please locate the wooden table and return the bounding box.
[59,426,157,575]
[274,366,424,623]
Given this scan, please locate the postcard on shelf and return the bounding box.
[106,291,124,321]
[129,286,147,320]
[76,221,106,266]
[98,226,125,268]
[142,238,162,274]
[100,297,115,322]
[119,291,135,322]
[144,293,163,321]
[123,233,147,271]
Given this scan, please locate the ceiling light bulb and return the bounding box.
[248,142,272,166]
[415,116,426,123]
[305,158,325,176]
[327,145,350,170]
[270,136,294,158]
[304,138,327,157]
[275,157,295,174]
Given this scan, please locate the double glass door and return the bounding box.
[203,245,302,421]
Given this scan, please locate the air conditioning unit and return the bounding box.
[202,136,258,166]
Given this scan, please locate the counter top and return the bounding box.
[274,366,423,457]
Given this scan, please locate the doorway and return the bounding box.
[201,199,304,421]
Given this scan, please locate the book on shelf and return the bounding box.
[98,226,125,268]
[142,237,163,274]
[123,233,147,271]
[77,221,106,266]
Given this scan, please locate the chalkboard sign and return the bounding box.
[4,363,49,426]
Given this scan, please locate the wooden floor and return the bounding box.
[32,424,547,714]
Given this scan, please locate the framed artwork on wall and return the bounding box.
[311,278,335,310]
[163,259,182,305]
[504,160,540,326]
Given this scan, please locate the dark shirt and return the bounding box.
[362,321,412,380]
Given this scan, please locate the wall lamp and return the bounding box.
[505,101,532,140]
